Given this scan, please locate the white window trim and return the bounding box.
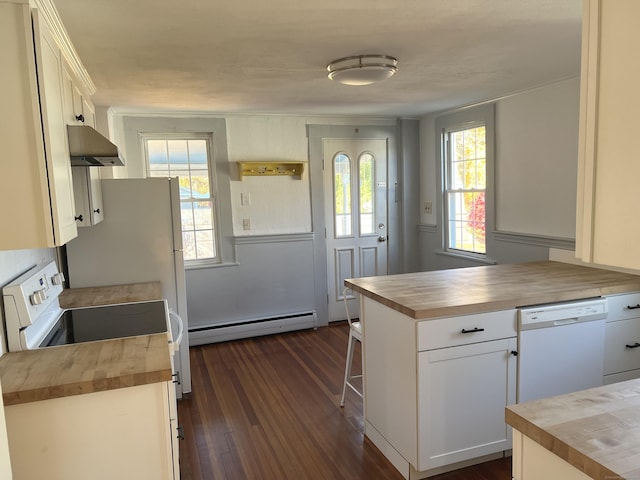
[443,121,487,256]
[436,103,495,262]
[142,132,222,266]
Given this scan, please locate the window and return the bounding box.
[144,135,219,263]
[358,153,375,235]
[334,153,352,237]
[443,125,487,255]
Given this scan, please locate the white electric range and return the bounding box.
[2,260,174,352]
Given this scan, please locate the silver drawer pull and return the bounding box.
[461,327,485,334]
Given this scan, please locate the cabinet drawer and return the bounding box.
[606,292,640,322]
[604,318,640,375]
[418,310,516,351]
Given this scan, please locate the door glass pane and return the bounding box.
[334,153,352,237]
[359,153,375,235]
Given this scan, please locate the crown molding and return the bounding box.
[32,0,96,95]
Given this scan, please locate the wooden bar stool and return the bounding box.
[340,288,363,407]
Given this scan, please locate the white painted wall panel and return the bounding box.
[227,116,311,235]
[495,78,579,239]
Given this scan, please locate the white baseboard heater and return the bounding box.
[188,311,317,345]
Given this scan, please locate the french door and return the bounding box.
[323,139,388,321]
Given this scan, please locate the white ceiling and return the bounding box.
[53,0,582,117]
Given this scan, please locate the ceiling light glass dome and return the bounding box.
[327,55,398,86]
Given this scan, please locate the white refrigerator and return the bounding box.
[65,177,191,397]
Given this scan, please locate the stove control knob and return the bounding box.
[51,272,65,286]
[29,289,46,306]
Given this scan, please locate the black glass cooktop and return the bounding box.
[41,300,168,348]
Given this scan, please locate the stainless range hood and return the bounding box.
[67,125,125,166]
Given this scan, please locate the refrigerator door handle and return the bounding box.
[169,309,184,352]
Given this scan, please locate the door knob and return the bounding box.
[378,235,387,242]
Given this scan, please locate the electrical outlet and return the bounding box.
[241,192,251,206]
[424,202,433,214]
[242,218,251,230]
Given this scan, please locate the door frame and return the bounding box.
[307,123,399,326]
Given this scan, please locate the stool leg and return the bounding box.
[340,333,355,407]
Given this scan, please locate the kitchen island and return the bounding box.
[344,261,640,480]
[0,282,179,480]
[506,379,640,480]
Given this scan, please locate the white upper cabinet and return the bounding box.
[576,0,640,269]
[0,0,95,250]
[62,62,104,227]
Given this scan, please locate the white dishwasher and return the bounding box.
[517,298,608,403]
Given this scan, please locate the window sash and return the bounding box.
[143,134,219,263]
[444,126,487,255]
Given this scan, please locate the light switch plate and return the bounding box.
[241,192,251,206]
[242,218,251,230]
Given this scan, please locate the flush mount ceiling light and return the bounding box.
[327,54,398,86]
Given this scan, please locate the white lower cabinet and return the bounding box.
[604,292,640,384]
[4,382,178,480]
[512,430,591,480]
[362,297,516,478]
[418,337,517,470]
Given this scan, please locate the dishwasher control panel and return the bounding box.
[518,298,608,330]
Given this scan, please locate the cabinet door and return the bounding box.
[71,167,104,226]
[417,338,517,470]
[32,10,77,245]
[63,64,104,226]
[5,383,173,480]
[604,318,640,375]
[165,381,180,480]
[576,0,640,268]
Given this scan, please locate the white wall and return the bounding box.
[495,78,579,238]
[227,116,311,235]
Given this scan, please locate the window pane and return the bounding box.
[190,173,210,197]
[181,202,195,229]
[182,231,196,261]
[195,230,215,259]
[193,200,213,229]
[334,153,352,237]
[359,153,375,235]
[447,191,486,254]
[188,140,208,165]
[167,140,188,170]
[148,140,168,167]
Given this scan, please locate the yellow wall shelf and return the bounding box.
[237,161,305,179]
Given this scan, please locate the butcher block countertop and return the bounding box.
[59,281,163,308]
[506,379,640,480]
[345,261,640,319]
[0,282,171,406]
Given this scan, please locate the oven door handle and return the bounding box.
[168,309,184,352]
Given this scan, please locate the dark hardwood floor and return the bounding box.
[177,322,511,479]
